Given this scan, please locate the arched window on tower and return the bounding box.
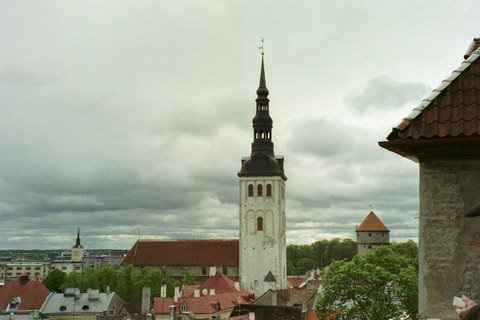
[257,184,263,196]
[257,217,263,231]
[248,184,254,197]
[266,184,272,196]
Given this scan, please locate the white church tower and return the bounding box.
[238,52,287,296]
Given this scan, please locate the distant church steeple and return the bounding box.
[71,228,84,262]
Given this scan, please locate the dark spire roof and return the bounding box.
[73,227,83,248]
[238,53,286,180]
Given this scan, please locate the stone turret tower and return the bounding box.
[238,53,287,296]
[355,211,390,254]
[71,228,84,262]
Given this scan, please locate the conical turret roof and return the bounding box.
[356,211,389,232]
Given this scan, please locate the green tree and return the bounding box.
[180,268,197,285]
[43,269,67,292]
[315,246,418,320]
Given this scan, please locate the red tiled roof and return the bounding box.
[381,40,480,157]
[287,277,304,288]
[0,279,50,310]
[196,272,248,296]
[122,239,239,267]
[356,211,389,232]
[154,292,251,315]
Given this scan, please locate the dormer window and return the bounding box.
[180,303,187,312]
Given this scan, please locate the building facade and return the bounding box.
[71,228,85,263]
[3,263,50,281]
[355,211,390,254]
[238,54,287,296]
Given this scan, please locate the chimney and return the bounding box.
[106,286,110,294]
[209,289,215,296]
[174,287,180,303]
[194,289,200,298]
[168,305,176,320]
[19,274,29,285]
[141,287,151,315]
[234,282,240,292]
[146,314,152,320]
[209,266,216,276]
[248,312,255,320]
[271,290,277,306]
[161,284,167,298]
[33,310,40,319]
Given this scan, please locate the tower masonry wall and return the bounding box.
[239,175,286,296]
[356,231,389,254]
[418,159,480,319]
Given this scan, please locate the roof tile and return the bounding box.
[356,211,389,232]
[0,279,50,310]
[122,239,239,267]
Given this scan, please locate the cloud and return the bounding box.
[345,76,430,113]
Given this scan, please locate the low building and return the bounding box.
[50,261,83,274]
[0,275,50,320]
[40,288,124,320]
[83,256,123,270]
[355,211,390,254]
[3,263,50,281]
[254,288,317,316]
[154,272,254,320]
[122,239,239,280]
[0,264,5,283]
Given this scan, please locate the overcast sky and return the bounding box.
[1,1,479,249]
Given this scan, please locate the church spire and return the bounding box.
[74,227,82,248]
[238,44,286,180]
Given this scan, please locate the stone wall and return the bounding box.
[356,231,389,254]
[418,159,480,319]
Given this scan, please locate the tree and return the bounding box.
[315,246,418,320]
[43,269,67,292]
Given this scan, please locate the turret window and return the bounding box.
[257,184,263,196]
[266,184,272,196]
[257,217,263,231]
[248,184,254,197]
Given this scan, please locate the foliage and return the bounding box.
[43,269,67,292]
[315,245,418,320]
[58,265,198,303]
[287,238,357,275]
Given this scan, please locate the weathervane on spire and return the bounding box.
[259,38,265,56]
[369,204,373,211]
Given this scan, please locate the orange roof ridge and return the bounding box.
[356,211,389,232]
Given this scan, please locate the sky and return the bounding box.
[1,0,479,249]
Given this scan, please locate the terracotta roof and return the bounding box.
[465,38,480,59]
[0,278,50,310]
[287,277,304,288]
[356,211,389,232]
[122,239,239,267]
[382,41,480,151]
[154,292,252,315]
[230,304,302,320]
[196,272,248,296]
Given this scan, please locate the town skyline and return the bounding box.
[1,1,479,249]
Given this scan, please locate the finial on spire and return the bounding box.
[258,38,265,56]
[369,204,373,212]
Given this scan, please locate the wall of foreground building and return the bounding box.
[419,159,480,319]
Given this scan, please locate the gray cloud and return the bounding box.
[345,76,431,112]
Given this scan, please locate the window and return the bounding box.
[266,184,272,196]
[25,267,31,270]
[222,266,228,275]
[248,184,254,197]
[257,184,263,197]
[35,267,40,270]
[368,233,372,237]
[257,217,263,231]
[59,306,67,312]
[7,267,12,271]
[202,266,207,275]
[82,305,90,311]
[180,303,187,312]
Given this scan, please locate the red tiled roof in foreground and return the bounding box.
[122,239,239,267]
[380,39,480,160]
[0,278,50,310]
[154,292,252,315]
[356,211,389,232]
[196,272,249,296]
